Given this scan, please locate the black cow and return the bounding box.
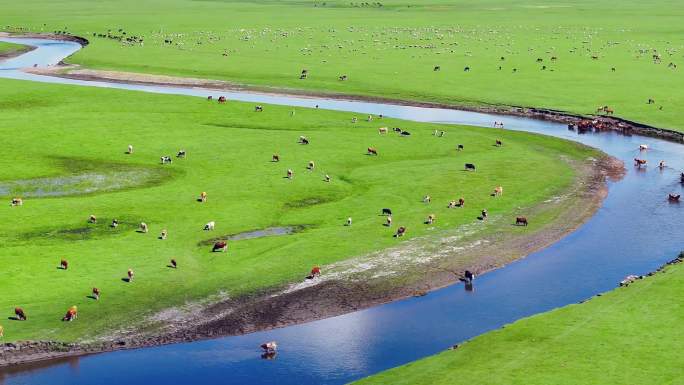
[465,163,476,171]
[464,270,475,283]
[457,144,464,151]
[382,208,392,216]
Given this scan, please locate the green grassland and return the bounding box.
[355,259,684,385]
[0,41,27,56]
[0,78,597,342]
[2,0,684,130]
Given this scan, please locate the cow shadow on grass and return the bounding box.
[121,278,131,283]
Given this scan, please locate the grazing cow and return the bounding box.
[367,115,373,122]
[213,241,228,252]
[659,161,666,169]
[161,156,172,164]
[648,98,655,104]
[160,229,168,240]
[433,65,441,71]
[346,217,352,226]
[15,307,27,321]
[272,154,280,162]
[378,127,388,134]
[465,163,476,171]
[495,139,503,147]
[62,306,77,322]
[10,198,22,206]
[308,161,315,170]
[300,73,307,79]
[176,150,186,158]
[639,144,648,151]
[481,209,488,220]
[351,117,358,123]
[448,200,457,208]
[200,191,207,202]
[382,208,392,216]
[493,186,503,196]
[438,130,445,137]
[669,193,681,202]
[457,144,464,151]
[127,269,134,282]
[287,169,294,179]
[386,215,392,226]
[204,221,215,231]
[92,287,100,300]
[218,96,227,103]
[464,66,470,72]
[634,158,647,167]
[395,226,407,237]
[127,144,133,154]
[324,174,331,182]
[207,96,213,101]
[458,198,465,207]
[426,214,435,224]
[536,58,543,63]
[339,75,348,81]
[170,259,177,268]
[464,270,475,283]
[309,266,321,278]
[254,105,263,112]
[89,215,97,223]
[299,136,309,145]
[423,195,431,203]
[261,341,277,353]
[60,259,68,270]
[140,222,149,233]
[367,147,378,156]
[516,216,528,226]
[111,219,119,228]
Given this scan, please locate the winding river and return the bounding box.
[1,38,682,385]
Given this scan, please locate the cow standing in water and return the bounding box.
[464,270,475,284]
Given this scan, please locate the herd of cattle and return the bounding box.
[5,101,681,348]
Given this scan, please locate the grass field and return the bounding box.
[0,41,26,56]
[355,257,684,385]
[2,0,683,131]
[0,77,597,342]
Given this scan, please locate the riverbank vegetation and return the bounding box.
[2,0,683,131]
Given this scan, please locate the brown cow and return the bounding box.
[127,269,134,282]
[307,266,321,279]
[14,307,26,321]
[634,158,647,167]
[213,241,228,252]
[367,147,378,155]
[395,226,407,237]
[199,191,207,202]
[218,96,227,103]
[516,216,528,226]
[495,140,503,147]
[92,287,100,300]
[669,194,681,202]
[62,306,77,322]
[60,259,68,270]
[88,215,97,223]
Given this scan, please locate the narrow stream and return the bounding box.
[1,38,682,385]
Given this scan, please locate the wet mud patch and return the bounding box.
[284,195,338,209]
[0,157,177,198]
[13,219,142,243]
[197,225,308,246]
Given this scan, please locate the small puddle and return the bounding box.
[199,226,304,245]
